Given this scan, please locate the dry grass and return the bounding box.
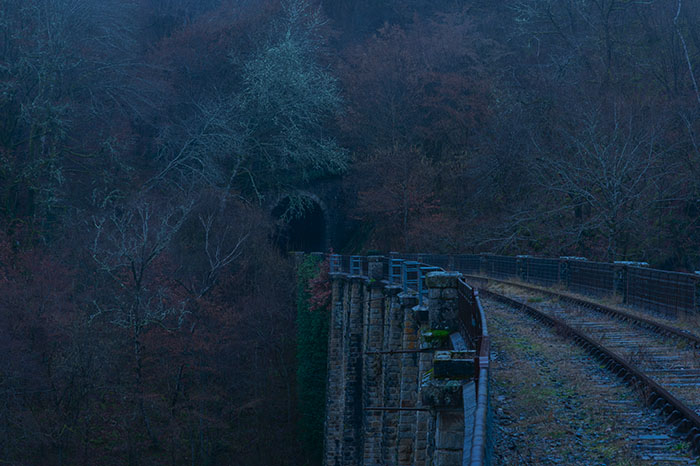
[487,300,698,466]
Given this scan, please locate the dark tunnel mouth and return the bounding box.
[272,196,326,253]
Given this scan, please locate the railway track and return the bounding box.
[487,299,698,465]
[470,281,700,458]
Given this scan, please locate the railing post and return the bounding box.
[448,254,455,272]
[402,261,420,294]
[559,256,587,292]
[516,255,530,282]
[350,255,362,276]
[479,254,488,276]
[559,257,570,290]
[613,263,628,303]
[291,251,305,269]
[390,258,404,285]
[329,253,341,274]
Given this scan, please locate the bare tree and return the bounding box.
[0,0,162,224]
[90,199,192,447]
[675,0,700,106]
[90,201,190,328]
[153,0,347,209]
[172,200,252,300]
[535,106,674,260]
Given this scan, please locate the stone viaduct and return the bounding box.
[322,255,490,466]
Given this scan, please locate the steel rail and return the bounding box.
[480,288,700,455]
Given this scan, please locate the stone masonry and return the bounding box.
[324,259,472,466]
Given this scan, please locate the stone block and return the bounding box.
[421,379,463,408]
[440,288,458,300]
[439,431,463,451]
[368,255,385,280]
[425,272,461,289]
[433,351,476,379]
[435,450,463,466]
[414,305,430,323]
[399,293,419,307]
[437,412,464,450]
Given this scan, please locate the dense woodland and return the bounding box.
[1,0,699,464]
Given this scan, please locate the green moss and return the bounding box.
[296,254,328,465]
[670,441,689,452]
[422,329,451,346]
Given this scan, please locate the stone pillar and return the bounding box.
[398,293,419,466]
[461,380,477,465]
[363,269,385,465]
[414,346,433,466]
[382,286,403,466]
[368,255,385,281]
[435,411,466,466]
[324,277,346,466]
[426,272,461,331]
[341,277,364,466]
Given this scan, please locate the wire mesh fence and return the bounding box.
[454,255,481,274]
[483,255,517,279]
[423,254,450,269]
[521,257,560,287]
[566,260,616,296]
[626,267,697,317]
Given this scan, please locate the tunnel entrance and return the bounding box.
[272,196,326,252]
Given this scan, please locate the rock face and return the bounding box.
[324,264,474,466]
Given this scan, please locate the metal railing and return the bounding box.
[435,253,699,317]
[626,267,697,316]
[520,256,560,287]
[458,279,491,466]
[566,259,615,296]
[389,258,403,284]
